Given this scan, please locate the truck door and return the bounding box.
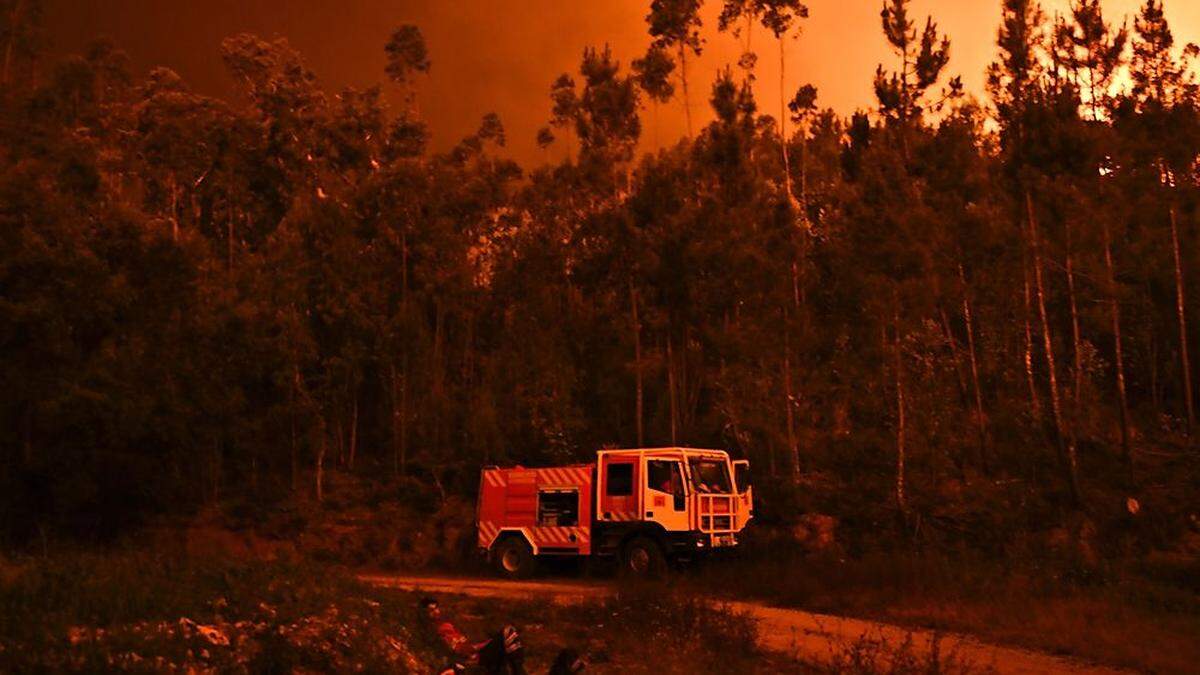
[733,459,753,530]
[644,458,689,531]
[598,454,639,521]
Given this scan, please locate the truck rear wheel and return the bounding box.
[493,536,535,579]
[621,535,667,578]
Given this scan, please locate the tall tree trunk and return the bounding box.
[335,414,345,467]
[399,225,410,474]
[227,204,235,270]
[1065,221,1083,410]
[432,302,445,456]
[784,305,800,479]
[210,438,222,504]
[678,44,692,137]
[170,175,180,242]
[1171,207,1195,441]
[938,303,969,406]
[290,368,299,493]
[959,263,989,472]
[893,306,908,515]
[767,438,778,478]
[788,224,806,480]
[779,38,795,209]
[348,389,358,469]
[667,334,679,445]
[315,416,326,503]
[390,362,400,476]
[2,0,24,86]
[21,402,32,467]
[1023,244,1042,421]
[400,352,409,474]
[630,282,644,446]
[1027,191,1081,504]
[1101,220,1132,465]
[800,117,809,227]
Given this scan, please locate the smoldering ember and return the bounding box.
[2,1,1199,673]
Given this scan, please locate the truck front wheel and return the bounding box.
[493,536,535,579]
[621,536,667,578]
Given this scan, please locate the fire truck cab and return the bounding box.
[476,447,753,578]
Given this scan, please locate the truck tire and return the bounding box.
[493,536,535,579]
[621,535,667,578]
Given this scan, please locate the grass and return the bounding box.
[432,584,981,674]
[0,544,1002,673]
[0,549,439,672]
[0,549,789,673]
[442,584,775,674]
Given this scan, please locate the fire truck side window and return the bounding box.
[605,463,633,496]
[538,489,579,526]
[647,460,684,496]
[735,462,752,494]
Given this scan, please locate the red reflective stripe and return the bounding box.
[478,522,497,546]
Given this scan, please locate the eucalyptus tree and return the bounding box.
[385,24,430,117]
[1,0,43,88]
[632,43,676,147]
[646,0,704,137]
[759,0,808,209]
[717,0,761,78]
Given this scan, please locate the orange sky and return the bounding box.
[47,0,1200,164]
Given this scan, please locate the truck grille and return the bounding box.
[702,515,732,531]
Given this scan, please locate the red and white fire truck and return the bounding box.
[476,447,753,577]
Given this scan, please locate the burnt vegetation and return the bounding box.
[1,0,1200,587]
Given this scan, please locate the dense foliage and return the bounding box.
[2,0,1199,554]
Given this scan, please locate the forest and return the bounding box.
[2,0,1199,565]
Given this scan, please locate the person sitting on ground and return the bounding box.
[548,648,586,674]
[419,596,526,675]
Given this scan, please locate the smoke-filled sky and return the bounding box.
[45,0,1200,164]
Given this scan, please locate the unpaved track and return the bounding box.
[359,574,1131,674]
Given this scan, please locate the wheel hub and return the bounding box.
[629,547,650,573]
[502,548,521,572]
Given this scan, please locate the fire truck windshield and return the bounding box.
[688,458,732,493]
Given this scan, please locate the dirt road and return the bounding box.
[359,574,1130,674]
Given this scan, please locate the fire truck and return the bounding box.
[476,447,752,578]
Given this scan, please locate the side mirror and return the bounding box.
[733,460,752,495]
